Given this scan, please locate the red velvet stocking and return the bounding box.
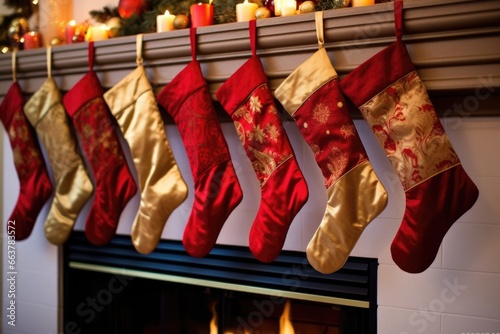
[63,43,137,246]
[158,28,243,258]
[0,82,53,240]
[216,20,309,263]
[340,0,479,273]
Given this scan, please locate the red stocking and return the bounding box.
[216,20,309,263]
[0,82,52,240]
[158,28,243,258]
[63,42,137,246]
[340,0,479,273]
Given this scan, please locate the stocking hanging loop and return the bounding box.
[136,34,144,66]
[315,11,324,49]
[249,19,257,56]
[190,27,197,60]
[394,0,404,41]
[88,42,94,70]
[46,47,52,79]
[11,50,17,82]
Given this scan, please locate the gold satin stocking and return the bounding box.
[104,65,188,254]
[24,78,94,245]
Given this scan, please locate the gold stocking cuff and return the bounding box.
[275,48,337,116]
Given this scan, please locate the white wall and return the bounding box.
[3,112,500,333]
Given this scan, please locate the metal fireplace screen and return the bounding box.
[64,231,377,333]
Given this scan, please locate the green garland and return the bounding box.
[89,0,263,36]
[1,0,35,51]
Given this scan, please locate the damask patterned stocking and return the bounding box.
[104,35,188,254]
[158,28,243,258]
[24,48,94,245]
[63,42,137,246]
[275,12,387,274]
[0,81,52,240]
[216,20,309,263]
[340,1,479,273]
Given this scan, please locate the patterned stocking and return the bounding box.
[24,48,93,245]
[216,20,309,263]
[63,42,137,246]
[340,1,479,273]
[0,80,52,240]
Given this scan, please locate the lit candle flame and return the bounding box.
[165,10,171,15]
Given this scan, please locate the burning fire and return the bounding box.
[210,298,295,334]
[210,301,218,334]
[279,299,295,334]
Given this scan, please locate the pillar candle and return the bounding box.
[157,10,176,32]
[23,31,42,50]
[351,0,375,6]
[281,0,297,16]
[274,0,282,16]
[86,25,109,42]
[66,20,77,44]
[190,3,214,28]
[236,0,259,22]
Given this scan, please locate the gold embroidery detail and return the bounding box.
[247,125,266,143]
[312,103,331,124]
[325,147,349,187]
[265,124,280,142]
[340,124,356,138]
[249,95,262,113]
[360,71,459,190]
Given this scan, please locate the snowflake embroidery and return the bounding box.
[340,124,356,138]
[313,103,331,124]
[249,95,262,113]
[247,125,266,143]
[265,124,280,142]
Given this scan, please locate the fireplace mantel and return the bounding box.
[1,0,499,117]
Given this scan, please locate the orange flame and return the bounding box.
[210,301,218,334]
[279,299,295,334]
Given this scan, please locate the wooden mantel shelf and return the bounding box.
[1,0,499,116]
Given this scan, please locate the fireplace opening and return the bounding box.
[64,232,377,334]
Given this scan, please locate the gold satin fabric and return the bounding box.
[306,161,387,274]
[359,71,460,191]
[104,66,188,254]
[24,78,94,245]
[275,48,336,116]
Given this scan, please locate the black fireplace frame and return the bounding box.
[63,231,378,333]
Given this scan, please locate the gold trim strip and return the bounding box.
[69,261,370,309]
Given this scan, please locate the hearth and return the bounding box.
[64,232,377,333]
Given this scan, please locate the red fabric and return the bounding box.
[63,71,137,246]
[216,55,309,263]
[158,60,243,258]
[293,78,367,187]
[392,164,479,273]
[0,83,53,240]
[340,40,414,108]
